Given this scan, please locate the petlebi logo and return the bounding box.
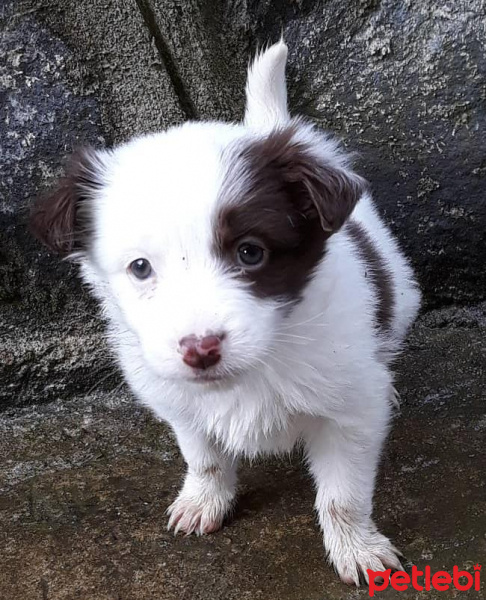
[367,563,481,596]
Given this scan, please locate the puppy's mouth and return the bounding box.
[187,366,242,385]
[191,375,223,384]
[189,371,229,384]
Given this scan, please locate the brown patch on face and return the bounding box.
[214,124,365,302]
[29,148,102,255]
[346,220,394,330]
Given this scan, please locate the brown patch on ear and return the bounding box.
[302,163,365,233]
[29,148,101,255]
[248,124,366,234]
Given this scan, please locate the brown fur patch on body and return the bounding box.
[346,220,394,330]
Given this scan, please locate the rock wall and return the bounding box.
[1,0,485,406]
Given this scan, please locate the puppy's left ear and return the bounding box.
[29,148,106,256]
[246,122,367,234]
[290,146,366,234]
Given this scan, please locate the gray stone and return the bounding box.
[0,11,102,317]
[18,0,185,142]
[145,0,250,121]
[0,317,118,408]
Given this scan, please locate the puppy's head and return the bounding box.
[30,41,365,385]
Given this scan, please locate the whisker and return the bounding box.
[279,310,327,330]
[274,332,316,342]
[272,338,309,347]
[281,355,321,375]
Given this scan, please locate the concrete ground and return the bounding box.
[0,305,485,600]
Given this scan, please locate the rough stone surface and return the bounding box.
[1,311,485,599]
[0,9,102,319]
[16,0,185,142]
[146,0,250,121]
[0,316,117,409]
[1,2,485,400]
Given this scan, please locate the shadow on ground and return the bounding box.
[0,307,485,599]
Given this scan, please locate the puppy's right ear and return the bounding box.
[29,148,105,256]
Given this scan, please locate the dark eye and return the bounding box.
[129,258,153,280]
[237,243,265,268]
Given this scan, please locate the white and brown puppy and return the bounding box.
[30,42,420,585]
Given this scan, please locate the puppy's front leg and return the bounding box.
[167,425,237,536]
[305,416,403,586]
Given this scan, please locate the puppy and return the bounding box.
[30,41,420,585]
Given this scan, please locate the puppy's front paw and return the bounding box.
[329,526,403,587]
[167,494,226,535]
[166,472,235,535]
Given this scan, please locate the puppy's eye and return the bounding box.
[129,258,153,280]
[237,243,265,268]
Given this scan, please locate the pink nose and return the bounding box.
[179,334,223,370]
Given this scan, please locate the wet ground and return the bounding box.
[1,305,485,599]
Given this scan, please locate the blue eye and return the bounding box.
[129,258,152,280]
[237,243,265,267]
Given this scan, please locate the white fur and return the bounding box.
[244,39,289,131]
[77,42,420,584]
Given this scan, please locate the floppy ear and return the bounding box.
[29,148,104,255]
[287,150,366,234]
[244,40,290,131]
[244,123,366,234]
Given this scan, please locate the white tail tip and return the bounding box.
[244,40,290,131]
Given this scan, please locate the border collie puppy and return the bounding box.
[30,41,420,585]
